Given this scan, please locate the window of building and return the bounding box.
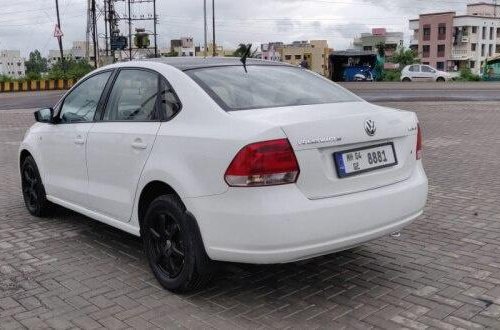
[489,44,493,56]
[490,27,494,40]
[437,44,446,57]
[482,26,487,39]
[497,27,500,36]
[497,45,500,54]
[471,43,477,51]
[285,55,292,60]
[481,44,486,56]
[295,55,302,60]
[423,25,431,41]
[438,24,447,40]
[422,45,430,58]
[470,61,476,69]
[436,62,445,71]
[363,46,373,51]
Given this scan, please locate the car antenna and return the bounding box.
[240,44,252,73]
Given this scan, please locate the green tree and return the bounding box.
[375,42,386,58]
[392,47,417,68]
[232,44,257,58]
[25,50,48,78]
[47,58,93,80]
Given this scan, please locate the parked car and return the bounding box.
[401,64,458,82]
[20,58,428,292]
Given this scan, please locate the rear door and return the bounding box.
[420,65,436,81]
[86,68,163,222]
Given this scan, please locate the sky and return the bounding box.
[0,0,486,57]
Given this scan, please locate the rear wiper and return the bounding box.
[240,44,252,73]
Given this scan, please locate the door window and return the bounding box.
[421,66,435,73]
[103,69,160,121]
[408,65,420,72]
[59,71,111,123]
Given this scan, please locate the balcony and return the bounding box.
[451,49,470,60]
[461,36,470,43]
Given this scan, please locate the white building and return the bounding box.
[0,50,26,78]
[170,37,195,57]
[48,41,95,67]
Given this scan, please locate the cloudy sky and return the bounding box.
[1,0,483,57]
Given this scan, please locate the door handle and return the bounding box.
[131,139,148,150]
[74,135,85,145]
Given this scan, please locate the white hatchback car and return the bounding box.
[20,58,428,292]
[401,64,457,82]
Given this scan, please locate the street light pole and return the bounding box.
[55,0,65,68]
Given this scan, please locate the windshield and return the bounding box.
[185,65,361,111]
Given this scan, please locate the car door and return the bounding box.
[407,64,420,81]
[86,68,164,222]
[40,71,112,206]
[420,65,436,81]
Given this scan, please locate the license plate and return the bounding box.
[334,143,397,178]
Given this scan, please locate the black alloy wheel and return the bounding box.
[142,195,214,293]
[21,156,52,217]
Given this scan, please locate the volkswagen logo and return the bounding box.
[365,120,376,136]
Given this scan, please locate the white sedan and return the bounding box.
[401,64,458,82]
[19,58,428,292]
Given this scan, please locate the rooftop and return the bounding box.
[143,57,290,71]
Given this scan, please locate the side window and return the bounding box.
[409,65,419,72]
[59,71,111,123]
[160,78,182,120]
[421,66,434,73]
[103,69,159,121]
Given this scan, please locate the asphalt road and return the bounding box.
[1,82,499,110]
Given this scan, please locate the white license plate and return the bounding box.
[334,143,397,178]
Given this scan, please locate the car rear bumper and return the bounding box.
[186,163,428,264]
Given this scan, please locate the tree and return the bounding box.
[392,47,417,68]
[47,58,93,80]
[232,44,258,58]
[375,42,386,58]
[25,50,48,78]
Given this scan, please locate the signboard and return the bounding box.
[54,25,64,38]
[111,36,128,51]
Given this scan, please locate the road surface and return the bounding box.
[1,82,499,110]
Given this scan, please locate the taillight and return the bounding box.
[416,124,423,160]
[225,139,300,187]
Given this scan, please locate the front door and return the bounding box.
[86,69,162,222]
[40,71,112,206]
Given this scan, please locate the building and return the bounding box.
[352,28,404,68]
[0,50,26,78]
[170,37,195,57]
[410,2,500,74]
[277,40,331,75]
[48,41,96,67]
[261,42,283,61]
[196,42,231,57]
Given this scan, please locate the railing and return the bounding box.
[0,79,75,93]
[451,49,470,59]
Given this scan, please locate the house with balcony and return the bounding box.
[410,2,500,74]
[352,28,404,69]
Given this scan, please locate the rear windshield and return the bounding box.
[185,65,361,111]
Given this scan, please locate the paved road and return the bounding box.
[1,82,500,110]
[2,101,500,328]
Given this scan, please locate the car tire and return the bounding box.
[142,195,214,293]
[436,77,446,82]
[402,77,411,82]
[21,156,53,217]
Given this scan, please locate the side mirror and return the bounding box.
[34,108,54,123]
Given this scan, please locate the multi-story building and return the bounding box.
[0,50,26,78]
[410,2,500,74]
[261,42,283,61]
[170,37,195,57]
[277,40,331,75]
[48,41,96,67]
[352,28,404,68]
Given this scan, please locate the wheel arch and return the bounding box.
[19,149,33,168]
[138,181,184,229]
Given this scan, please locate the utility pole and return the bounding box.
[128,0,132,60]
[55,0,65,68]
[153,0,158,57]
[204,0,208,58]
[212,0,216,57]
[104,0,109,57]
[91,0,98,68]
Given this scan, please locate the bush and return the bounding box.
[458,68,481,81]
[382,69,401,82]
[47,58,93,80]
